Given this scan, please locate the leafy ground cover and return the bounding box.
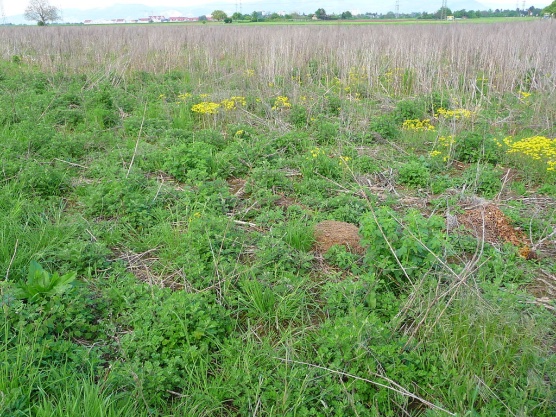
[0,21,555,416]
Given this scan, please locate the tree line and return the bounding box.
[22,0,556,26]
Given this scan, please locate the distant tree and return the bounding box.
[419,11,434,19]
[314,8,327,20]
[198,15,207,21]
[232,12,242,21]
[223,18,232,23]
[435,7,452,19]
[543,0,556,14]
[211,10,228,21]
[341,11,353,19]
[270,12,280,20]
[251,11,259,21]
[24,0,61,26]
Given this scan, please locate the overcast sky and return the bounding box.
[3,0,551,17]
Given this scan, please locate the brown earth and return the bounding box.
[457,203,534,259]
[313,220,365,255]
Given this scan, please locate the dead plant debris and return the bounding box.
[456,203,536,259]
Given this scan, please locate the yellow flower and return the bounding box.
[220,96,246,111]
[338,155,351,166]
[245,69,255,77]
[178,93,192,102]
[188,212,202,223]
[436,108,474,119]
[504,135,556,172]
[402,118,435,132]
[310,147,322,158]
[438,135,455,146]
[191,102,220,115]
[272,96,292,110]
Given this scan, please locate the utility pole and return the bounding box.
[395,0,399,18]
[441,0,447,20]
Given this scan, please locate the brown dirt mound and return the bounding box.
[457,203,534,259]
[314,220,365,255]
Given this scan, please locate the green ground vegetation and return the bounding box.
[0,21,555,417]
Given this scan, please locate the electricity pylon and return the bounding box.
[441,0,448,20]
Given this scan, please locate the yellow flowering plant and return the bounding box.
[501,135,556,174]
[191,101,220,115]
[177,93,192,103]
[435,108,474,120]
[518,91,531,101]
[301,147,342,180]
[402,118,435,132]
[272,96,292,110]
[220,96,247,111]
[429,135,456,163]
[234,129,248,138]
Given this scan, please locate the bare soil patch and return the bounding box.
[313,220,365,255]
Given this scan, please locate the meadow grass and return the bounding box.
[0,20,555,416]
